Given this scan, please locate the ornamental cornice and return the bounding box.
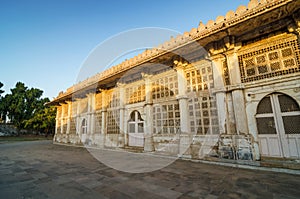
[50,0,299,104]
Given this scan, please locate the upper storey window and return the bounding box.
[126,83,145,104]
[238,34,300,83]
[186,61,214,92]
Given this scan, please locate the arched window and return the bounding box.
[256,93,300,158]
[256,93,300,135]
[128,111,144,147]
[128,111,144,133]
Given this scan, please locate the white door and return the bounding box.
[256,93,300,158]
[128,111,144,147]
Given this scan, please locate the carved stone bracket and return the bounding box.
[173,58,189,71]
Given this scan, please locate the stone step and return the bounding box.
[124,146,144,153]
[260,159,300,170]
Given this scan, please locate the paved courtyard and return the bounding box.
[0,140,300,199]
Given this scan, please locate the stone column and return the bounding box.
[211,55,227,135]
[226,50,248,135]
[88,93,96,145]
[59,103,65,134]
[87,93,96,134]
[76,99,81,135]
[66,101,71,135]
[101,90,107,147]
[54,105,60,142]
[174,59,191,157]
[86,94,91,136]
[118,83,125,148]
[142,73,154,152]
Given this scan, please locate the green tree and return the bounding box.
[0,82,54,132]
[6,82,28,127]
[0,94,10,122]
[24,105,56,136]
[0,82,5,122]
[0,82,4,96]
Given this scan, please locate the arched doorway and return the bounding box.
[256,93,300,158]
[128,111,144,147]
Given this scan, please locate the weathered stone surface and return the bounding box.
[1,141,300,198]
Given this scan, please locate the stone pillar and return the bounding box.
[87,93,96,135]
[76,99,81,135]
[226,50,248,135]
[86,94,91,136]
[174,60,191,157]
[118,84,125,148]
[66,101,71,135]
[59,103,65,134]
[211,55,227,135]
[142,73,154,152]
[101,90,107,147]
[54,105,60,142]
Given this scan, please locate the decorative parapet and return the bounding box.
[52,0,298,102]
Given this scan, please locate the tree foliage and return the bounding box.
[0,82,4,96]
[24,106,56,135]
[0,82,56,134]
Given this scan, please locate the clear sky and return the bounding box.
[0,0,249,99]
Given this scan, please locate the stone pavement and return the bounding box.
[0,141,300,199]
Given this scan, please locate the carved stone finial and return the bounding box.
[225,10,235,20]
[198,21,206,31]
[235,5,247,16]
[247,0,259,10]
[206,20,215,28]
[215,16,225,24]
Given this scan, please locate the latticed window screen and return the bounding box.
[282,116,300,134]
[63,104,68,117]
[107,110,120,134]
[256,117,277,135]
[57,106,62,118]
[188,94,219,135]
[152,73,178,101]
[69,117,76,134]
[256,95,277,135]
[279,95,300,134]
[278,95,300,112]
[107,90,120,108]
[95,112,102,134]
[153,102,180,134]
[62,118,67,134]
[238,34,300,83]
[126,84,145,104]
[72,101,77,116]
[107,89,120,134]
[80,98,88,113]
[257,96,273,114]
[95,93,102,110]
[186,65,214,92]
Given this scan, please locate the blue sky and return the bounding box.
[0,0,249,99]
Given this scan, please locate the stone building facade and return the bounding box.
[49,0,300,162]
